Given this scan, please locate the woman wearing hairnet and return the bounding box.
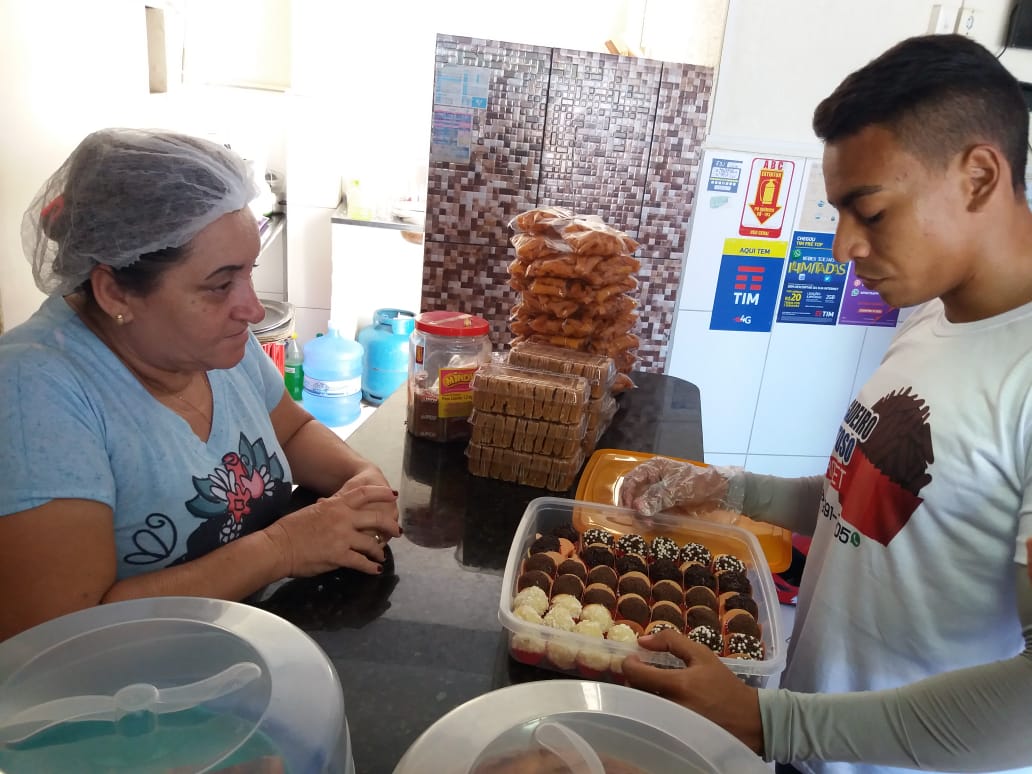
[0,128,400,640]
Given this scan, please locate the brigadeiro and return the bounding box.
[723,608,762,639]
[682,562,716,591]
[586,564,619,591]
[650,600,685,630]
[721,592,759,618]
[582,582,617,609]
[711,553,746,575]
[649,558,682,584]
[552,573,585,599]
[685,605,719,631]
[517,570,552,594]
[615,553,648,576]
[684,586,718,612]
[725,632,764,660]
[581,527,614,548]
[716,570,752,595]
[644,620,679,636]
[552,524,580,543]
[688,624,723,653]
[679,542,712,565]
[580,544,616,568]
[529,534,561,556]
[615,533,649,558]
[617,571,651,599]
[523,551,560,576]
[615,593,651,628]
[557,556,588,582]
[650,579,684,606]
[650,535,680,562]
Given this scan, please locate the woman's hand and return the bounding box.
[618,457,733,517]
[265,484,400,577]
[338,464,394,496]
[621,629,764,755]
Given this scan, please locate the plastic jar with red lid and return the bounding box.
[406,311,492,442]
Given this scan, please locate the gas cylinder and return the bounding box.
[357,308,416,405]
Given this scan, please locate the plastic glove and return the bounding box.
[618,457,745,517]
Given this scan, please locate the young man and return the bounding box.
[622,34,1032,773]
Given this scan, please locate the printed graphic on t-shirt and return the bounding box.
[123,433,291,566]
[823,387,934,546]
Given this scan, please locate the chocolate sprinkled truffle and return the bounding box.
[552,524,580,543]
[688,625,723,652]
[615,553,648,576]
[552,573,585,599]
[650,536,680,562]
[684,586,718,612]
[711,554,746,574]
[615,533,649,557]
[517,570,552,594]
[582,583,617,609]
[645,621,679,636]
[649,558,682,584]
[682,563,716,591]
[723,609,762,639]
[651,579,684,606]
[523,552,559,576]
[716,570,752,595]
[529,534,561,555]
[580,544,616,568]
[615,593,651,627]
[557,556,588,582]
[722,592,759,618]
[685,605,720,631]
[617,571,651,599]
[581,528,614,548]
[725,632,764,660]
[679,542,712,565]
[650,600,685,630]
[586,564,619,591]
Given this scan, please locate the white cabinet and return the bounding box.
[253,214,286,300]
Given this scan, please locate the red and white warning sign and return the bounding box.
[739,157,796,238]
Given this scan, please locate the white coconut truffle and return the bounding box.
[548,593,583,619]
[546,640,577,670]
[580,603,614,633]
[573,619,604,639]
[606,622,639,674]
[512,604,544,625]
[512,634,546,658]
[542,606,576,632]
[512,586,549,616]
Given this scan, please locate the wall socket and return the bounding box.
[928,4,960,34]
[957,6,981,37]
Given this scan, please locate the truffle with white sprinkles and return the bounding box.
[679,542,712,565]
[582,528,614,548]
[650,535,679,562]
[712,553,746,574]
[726,632,764,660]
[688,625,723,652]
[616,533,649,557]
[512,586,549,616]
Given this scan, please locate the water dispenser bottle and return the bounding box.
[302,324,363,427]
[357,309,416,405]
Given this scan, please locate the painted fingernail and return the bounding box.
[391,489,399,496]
[376,564,384,574]
[398,527,404,535]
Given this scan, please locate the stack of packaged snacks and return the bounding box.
[506,340,617,456]
[507,207,640,392]
[467,363,591,491]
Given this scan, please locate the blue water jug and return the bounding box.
[301,324,363,427]
[357,309,416,405]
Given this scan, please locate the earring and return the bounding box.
[114,313,125,325]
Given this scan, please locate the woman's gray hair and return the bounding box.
[22,128,259,296]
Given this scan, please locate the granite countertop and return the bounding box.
[252,371,703,774]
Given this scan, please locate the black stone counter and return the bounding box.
[253,372,703,774]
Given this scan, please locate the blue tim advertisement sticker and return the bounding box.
[709,255,784,332]
[776,231,847,325]
[707,158,743,193]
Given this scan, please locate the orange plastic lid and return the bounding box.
[575,449,793,573]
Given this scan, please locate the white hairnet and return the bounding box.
[22,128,260,296]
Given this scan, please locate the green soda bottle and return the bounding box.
[284,332,304,400]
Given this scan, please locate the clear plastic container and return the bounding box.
[303,324,363,427]
[507,341,617,399]
[467,443,586,491]
[499,498,786,688]
[469,409,588,457]
[407,311,492,442]
[470,364,591,424]
[0,597,354,773]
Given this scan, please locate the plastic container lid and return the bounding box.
[577,450,794,573]
[0,597,351,773]
[394,680,770,774]
[415,311,490,337]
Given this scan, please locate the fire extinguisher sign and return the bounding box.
[739,157,796,238]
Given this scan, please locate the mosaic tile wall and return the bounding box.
[422,35,713,372]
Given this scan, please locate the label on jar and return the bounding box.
[303,375,361,397]
[437,366,477,418]
[414,344,425,365]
